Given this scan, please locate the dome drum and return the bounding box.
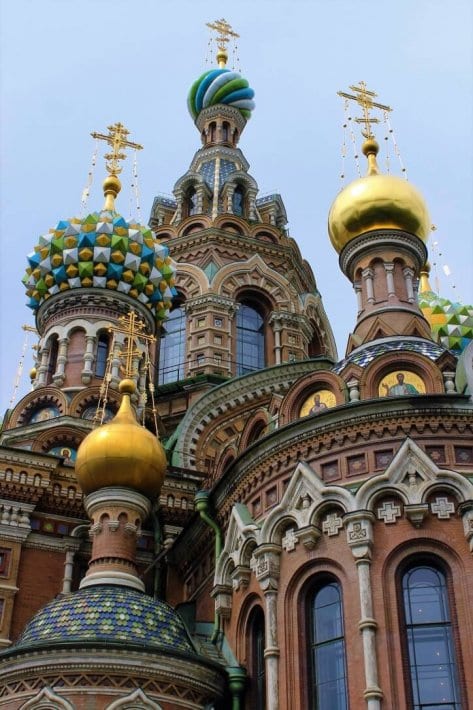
[196,104,247,137]
[339,229,428,281]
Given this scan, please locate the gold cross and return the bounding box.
[91,122,143,176]
[110,311,156,378]
[338,81,392,138]
[206,18,239,52]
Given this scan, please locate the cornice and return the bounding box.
[339,229,427,279]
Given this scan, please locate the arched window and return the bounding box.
[209,122,216,142]
[236,302,265,375]
[232,185,245,216]
[309,580,348,710]
[46,335,59,384]
[401,564,461,709]
[247,606,266,709]
[186,187,198,216]
[95,332,109,377]
[222,121,230,142]
[158,301,186,384]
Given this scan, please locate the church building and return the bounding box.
[0,19,472,710]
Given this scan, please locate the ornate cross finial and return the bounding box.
[206,18,239,67]
[338,82,392,139]
[91,122,143,177]
[110,311,156,378]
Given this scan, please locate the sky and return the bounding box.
[1,0,472,415]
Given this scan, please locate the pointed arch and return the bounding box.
[19,687,75,710]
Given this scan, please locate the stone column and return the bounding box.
[270,314,282,365]
[344,511,383,710]
[51,336,68,386]
[354,281,363,314]
[253,543,281,710]
[36,342,50,386]
[110,339,122,387]
[362,268,375,305]
[248,188,258,221]
[384,263,395,299]
[81,335,96,385]
[403,267,415,303]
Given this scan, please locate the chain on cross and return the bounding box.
[338,81,392,139]
[91,122,143,176]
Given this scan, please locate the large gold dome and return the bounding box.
[328,140,431,253]
[75,380,167,497]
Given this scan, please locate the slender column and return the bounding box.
[384,263,395,299]
[62,546,75,594]
[51,337,68,386]
[110,339,122,387]
[36,343,50,386]
[253,543,281,710]
[362,268,374,305]
[270,314,282,365]
[212,157,221,220]
[345,512,383,709]
[248,188,258,221]
[403,267,415,303]
[354,281,363,313]
[81,335,96,384]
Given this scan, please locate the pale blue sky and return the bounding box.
[1,0,472,413]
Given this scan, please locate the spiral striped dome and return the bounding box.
[22,210,177,323]
[188,68,255,120]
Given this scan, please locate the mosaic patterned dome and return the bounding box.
[15,585,195,654]
[188,68,255,120]
[22,210,177,323]
[418,289,473,353]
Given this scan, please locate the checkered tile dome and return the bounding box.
[22,210,177,324]
[418,289,473,353]
[15,585,195,654]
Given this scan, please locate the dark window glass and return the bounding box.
[187,187,198,216]
[232,185,244,216]
[158,305,186,384]
[402,565,461,709]
[210,122,216,142]
[236,303,264,375]
[95,333,109,377]
[249,607,266,709]
[310,582,348,710]
[222,121,229,142]
[46,335,58,384]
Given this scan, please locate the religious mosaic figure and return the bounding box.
[382,372,419,396]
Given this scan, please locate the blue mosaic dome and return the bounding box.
[15,585,195,654]
[333,339,446,374]
[22,210,177,324]
[188,68,255,120]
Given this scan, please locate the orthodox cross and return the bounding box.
[338,81,392,138]
[91,122,143,176]
[110,311,156,378]
[206,18,239,51]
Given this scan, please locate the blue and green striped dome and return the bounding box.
[188,68,255,120]
[22,210,177,324]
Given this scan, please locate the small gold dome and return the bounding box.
[29,367,37,380]
[75,379,166,497]
[328,140,431,253]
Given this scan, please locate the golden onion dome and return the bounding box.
[328,138,431,253]
[75,379,166,497]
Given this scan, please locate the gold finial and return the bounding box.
[91,123,143,210]
[109,311,156,379]
[206,18,239,68]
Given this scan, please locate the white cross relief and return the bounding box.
[431,497,455,519]
[322,512,343,537]
[282,528,298,552]
[377,501,401,524]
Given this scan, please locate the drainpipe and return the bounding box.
[194,490,223,643]
[227,666,247,710]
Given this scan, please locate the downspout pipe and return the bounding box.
[195,490,223,643]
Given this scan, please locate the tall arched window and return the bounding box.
[236,302,265,375]
[247,606,266,709]
[222,121,230,142]
[209,122,216,142]
[186,187,198,216]
[95,332,109,377]
[401,563,462,709]
[232,185,245,216]
[46,335,59,384]
[158,302,186,384]
[309,580,348,710]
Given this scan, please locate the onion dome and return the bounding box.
[14,585,195,654]
[418,267,473,352]
[75,379,167,497]
[22,208,176,323]
[328,138,431,253]
[188,68,255,121]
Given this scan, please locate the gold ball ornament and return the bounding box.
[75,379,167,497]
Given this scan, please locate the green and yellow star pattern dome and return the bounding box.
[23,123,177,323]
[418,269,473,353]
